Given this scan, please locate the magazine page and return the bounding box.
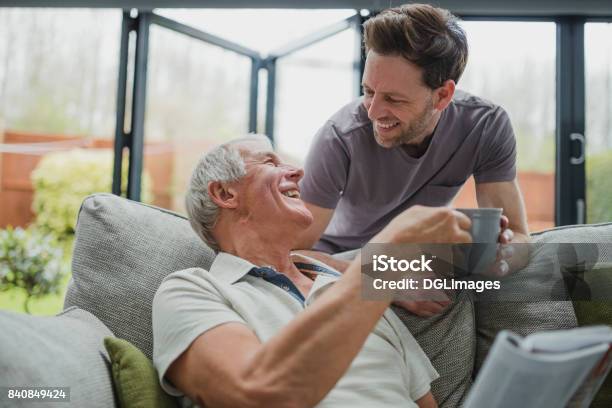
[567,345,612,408]
[521,326,612,353]
[464,329,612,408]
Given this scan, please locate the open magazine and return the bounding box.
[464,326,612,408]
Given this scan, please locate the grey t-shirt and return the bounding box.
[300,90,517,253]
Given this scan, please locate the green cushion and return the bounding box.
[104,337,176,408]
[573,264,612,408]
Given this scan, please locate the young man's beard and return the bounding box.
[374,99,436,148]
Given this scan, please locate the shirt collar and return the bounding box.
[208,252,256,284]
[208,251,341,285]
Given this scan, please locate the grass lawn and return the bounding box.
[0,272,71,315]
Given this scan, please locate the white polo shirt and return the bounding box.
[153,252,438,407]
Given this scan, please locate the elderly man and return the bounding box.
[152,135,472,408]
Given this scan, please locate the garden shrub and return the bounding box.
[0,226,64,313]
[31,148,152,240]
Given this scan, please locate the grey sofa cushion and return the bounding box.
[64,193,215,360]
[0,307,115,407]
[474,222,612,371]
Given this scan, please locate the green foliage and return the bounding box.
[0,227,64,313]
[30,148,152,239]
[587,150,612,224]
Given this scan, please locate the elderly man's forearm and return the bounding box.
[237,257,390,407]
[229,207,470,406]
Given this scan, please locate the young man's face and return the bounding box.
[362,50,438,148]
[235,139,313,230]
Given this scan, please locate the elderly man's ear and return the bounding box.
[208,181,239,209]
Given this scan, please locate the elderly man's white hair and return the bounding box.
[185,134,272,252]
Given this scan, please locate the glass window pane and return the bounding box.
[144,24,251,213]
[0,8,121,315]
[147,9,356,213]
[156,9,355,55]
[275,29,355,162]
[586,22,612,224]
[453,21,556,232]
[0,9,120,135]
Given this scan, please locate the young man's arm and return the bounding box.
[476,179,530,273]
[476,179,529,240]
[295,120,350,265]
[165,207,471,408]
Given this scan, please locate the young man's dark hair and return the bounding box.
[363,3,468,89]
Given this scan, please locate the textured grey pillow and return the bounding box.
[392,290,475,408]
[64,193,215,360]
[474,223,612,371]
[0,307,115,407]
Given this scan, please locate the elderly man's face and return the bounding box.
[235,139,313,229]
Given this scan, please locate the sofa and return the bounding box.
[1,193,611,407]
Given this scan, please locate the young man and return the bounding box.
[152,135,472,408]
[296,4,529,316]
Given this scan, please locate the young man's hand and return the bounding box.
[293,250,351,273]
[393,300,451,317]
[484,215,516,277]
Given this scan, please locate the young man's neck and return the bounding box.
[402,111,442,157]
